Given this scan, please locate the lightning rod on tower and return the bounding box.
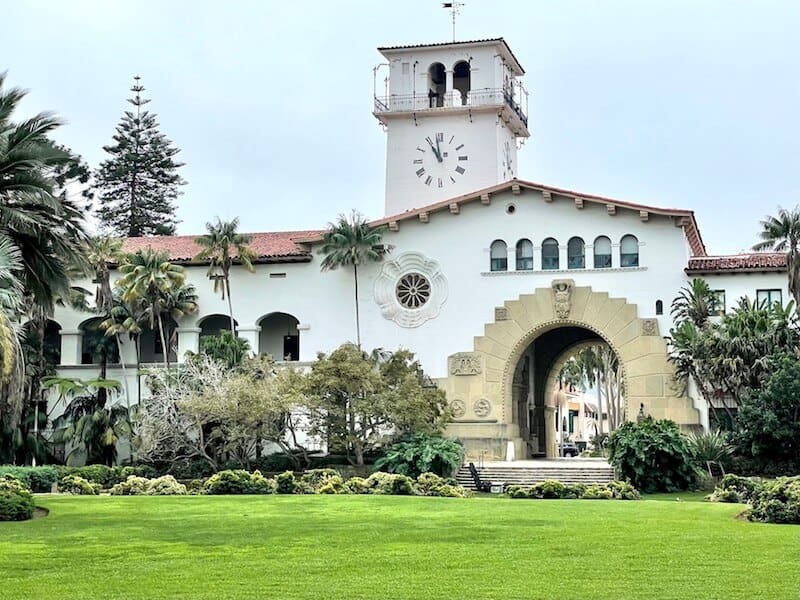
[442,2,464,42]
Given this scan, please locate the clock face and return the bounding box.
[411,132,468,188]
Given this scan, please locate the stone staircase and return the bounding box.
[456,459,616,490]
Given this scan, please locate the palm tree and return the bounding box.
[319,211,387,348]
[671,278,719,328]
[194,217,256,334]
[86,236,133,404]
[45,376,129,466]
[753,207,800,308]
[117,249,188,368]
[0,73,89,314]
[0,236,22,383]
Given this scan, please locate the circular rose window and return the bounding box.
[395,272,431,309]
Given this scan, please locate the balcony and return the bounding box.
[374,87,528,129]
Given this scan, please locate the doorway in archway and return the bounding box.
[512,326,624,459]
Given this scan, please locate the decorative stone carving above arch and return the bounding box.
[373,252,448,328]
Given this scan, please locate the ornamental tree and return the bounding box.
[95,76,185,237]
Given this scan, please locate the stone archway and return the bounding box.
[441,279,700,460]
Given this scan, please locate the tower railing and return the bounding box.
[374,87,527,127]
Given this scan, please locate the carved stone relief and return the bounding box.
[494,306,508,321]
[641,318,659,336]
[450,399,466,419]
[552,279,574,319]
[373,252,448,328]
[449,353,481,376]
[473,398,492,418]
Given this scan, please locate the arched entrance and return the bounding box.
[442,279,700,460]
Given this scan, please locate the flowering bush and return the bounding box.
[59,475,101,495]
[0,475,35,521]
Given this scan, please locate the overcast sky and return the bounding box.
[2,0,798,254]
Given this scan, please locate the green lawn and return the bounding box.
[1,495,798,600]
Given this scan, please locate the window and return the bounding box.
[516,239,533,270]
[567,237,585,269]
[593,236,612,268]
[396,273,431,309]
[757,289,782,308]
[655,300,663,315]
[710,290,726,316]
[620,235,639,267]
[490,240,508,272]
[542,238,559,270]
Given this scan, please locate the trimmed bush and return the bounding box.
[204,470,275,495]
[110,476,150,496]
[275,471,297,494]
[713,474,762,504]
[317,475,347,495]
[415,472,469,497]
[344,477,370,494]
[607,417,696,493]
[0,466,58,493]
[110,475,187,496]
[505,480,638,501]
[59,475,101,495]
[0,475,35,521]
[366,472,417,495]
[748,477,800,525]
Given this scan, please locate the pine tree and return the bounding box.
[95,76,185,237]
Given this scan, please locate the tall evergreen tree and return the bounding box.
[95,76,185,237]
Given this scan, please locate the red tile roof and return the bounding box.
[121,230,321,263]
[686,252,787,273]
[296,179,708,257]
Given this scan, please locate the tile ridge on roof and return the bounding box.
[377,37,524,74]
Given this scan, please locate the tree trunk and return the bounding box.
[353,264,361,349]
[226,276,236,335]
[595,372,604,436]
[157,313,169,369]
[115,335,132,411]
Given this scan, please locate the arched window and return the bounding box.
[490,240,508,272]
[620,235,639,267]
[593,236,612,268]
[656,300,664,315]
[542,238,559,270]
[258,313,300,361]
[428,63,446,108]
[516,239,533,270]
[453,60,471,106]
[567,237,585,269]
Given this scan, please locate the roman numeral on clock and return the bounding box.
[416,168,425,177]
[455,166,465,175]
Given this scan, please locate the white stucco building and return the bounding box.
[49,38,788,460]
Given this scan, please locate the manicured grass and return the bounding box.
[1,495,798,599]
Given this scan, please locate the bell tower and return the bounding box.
[374,38,530,216]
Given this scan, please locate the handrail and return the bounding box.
[374,87,528,126]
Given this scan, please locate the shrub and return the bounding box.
[59,475,101,495]
[687,430,734,469]
[582,484,613,500]
[563,483,587,499]
[250,453,302,473]
[531,480,566,499]
[56,465,132,488]
[748,477,800,524]
[607,480,641,500]
[717,474,762,503]
[204,470,275,495]
[0,475,35,521]
[275,471,297,494]
[344,477,371,494]
[300,469,339,491]
[187,479,207,495]
[505,485,530,499]
[317,475,347,495]
[607,417,696,493]
[0,466,58,493]
[146,475,187,496]
[110,476,150,496]
[374,434,465,478]
[365,472,417,495]
[415,472,468,497]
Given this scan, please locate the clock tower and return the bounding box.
[374,38,530,216]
